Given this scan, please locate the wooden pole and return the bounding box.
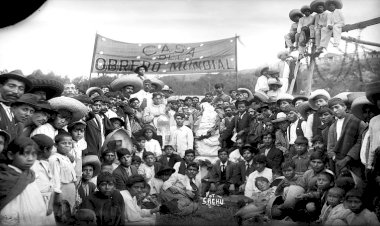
[88,33,99,89]
[341,36,380,47]
[342,17,380,32]
[234,35,239,90]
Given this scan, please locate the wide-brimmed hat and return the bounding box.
[310,0,326,13]
[156,165,176,178]
[10,93,40,109]
[351,96,375,121]
[308,89,331,110]
[292,95,308,105]
[276,93,294,105]
[0,129,11,147]
[300,5,312,14]
[272,112,288,123]
[48,96,89,122]
[35,100,57,115]
[296,101,313,119]
[0,70,33,92]
[259,65,269,75]
[86,87,104,97]
[252,92,269,103]
[27,76,64,100]
[110,117,124,125]
[133,65,148,74]
[110,76,143,94]
[150,78,165,92]
[239,144,259,156]
[268,78,283,87]
[277,50,290,59]
[289,9,303,22]
[237,88,254,101]
[141,125,157,136]
[347,92,365,105]
[333,92,352,106]
[294,136,308,145]
[82,155,101,177]
[365,81,380,105]
[325,0,343,9]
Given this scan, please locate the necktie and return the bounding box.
[221,164,225,172]
[246,163,250,171]
[190,179,198,192]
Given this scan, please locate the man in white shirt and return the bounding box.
[170,113,194,158]
[254,66,270,94]
[286,106,307,159]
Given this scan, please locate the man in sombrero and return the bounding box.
[0,70,33,140]
[27,73,64,101]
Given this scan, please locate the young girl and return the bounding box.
[49,131,77,222]
[0,137,55,225]
[142,125,162,160]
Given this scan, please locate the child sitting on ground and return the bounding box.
[345,188,380,226]
[275,160,302,196]
[318,187,351,225]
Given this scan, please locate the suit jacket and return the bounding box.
[85,114,115,156]
[327,114,367,161]
[158,154,182,168]
[113,165,139,190]
[260,146,284,172]
[0,103,22,141]
[231,160,256,186]
[221,111,251,141]
[208,160,234,184]
[78,181,97,200]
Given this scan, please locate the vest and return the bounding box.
[296,119,305,137]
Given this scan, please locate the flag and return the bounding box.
[91,34,237,75]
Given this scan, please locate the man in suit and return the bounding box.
[230,144,259,194]
[327,98,367,177]
[85,96,114,156]
[158,145,182,168]
[201,148,235,196]
[113,148,139,190]
[259,130,284,172]
[220,100,251,148]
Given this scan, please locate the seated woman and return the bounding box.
[120,175,159,225]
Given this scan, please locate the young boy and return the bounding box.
[296,5,315,56]
[68,120,87,178]
[169,113,194,158]
[134,136,147,160]
[345,188,380,226]
[78,155,101,200]
[275,160,301,196]
[132,155,142,169]
[319,187,351,225]
[292,136,311,177]
[158,145,182,168]
[284,9,303,51]
[138,151,161,189]
[113,148,139,190]
[109,117,124,130]
[320,0,345,49]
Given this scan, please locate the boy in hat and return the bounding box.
[134,65,148,81]
[267,78,283,100]
[78,155,101,200]
[80,172,125,226]
[327,98,367,177]
[169,112,194,158]
[113,148,139,191]
[273,112,290,155]
[284,9,303,51]
[312,0,330,52]
[292,136,311,177]
[296,5,315,56]
[320,0,345,50]
[109,117,124,130]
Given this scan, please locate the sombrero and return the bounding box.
[325,0,343,9]
[333,92,352,106]
[150,78,165,92]
[141,125,157,136]
[48,96,89,122]
[82,155,101,177]
[310,0,326,13]
[277,50,290,59]
[308,89,331,110]
[267,78,283,87]
[350,96,375,121]
[296,101,313,119]
[237,88,254,101]
[0,70,32,92]
[27,76,64,100]
[110,76,143,94]
[156,165,176,178]
[365,80,380,105]
[86,87,104,97]
[300,5,312,14]
[276,93,294,105]
[288,9,303,22]
[272,112,288,123]
[133,65,148,74]
[253,92,269,103]
[292,95,308,105]
[259,64,269,75]
[110,117,124,125]
[73,94,93,105]
[101,128,133,154]
[347,92,365,105]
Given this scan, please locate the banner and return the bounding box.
[91,34,237,75]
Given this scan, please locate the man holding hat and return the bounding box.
[0,70,32,139]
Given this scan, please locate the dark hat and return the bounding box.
[239,144,259,156]
[10,93,40,109]
[82,155,101,177]
[292,95,308,105]
[86,87,104,97]
[294,136,308,145]
[141,125,157,136]
[328,97,345,108]
[0,70,33,92]
[184,149,196,156]
[156,165,176,178]
[67,120,87,131]
[300,5,312,14]
[73,94,94,105]
[296,101,313,119]
[92,95,106,103]
[311,135,324,143]
[310,0,326,13]
[126,175,146,188]
[254,154,267,164]
[325,0,343,9]
[351,96,376,121]
[27,76,64,100]
[35,100,56,114]
[97,172,115,186]
[31,134,54,149]
[110,117,124,125]
[134,65,148,74]
[365,80,380,105]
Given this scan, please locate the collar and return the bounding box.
[290,118,299,125]
[245,159,253,166]
[8,165,22,174]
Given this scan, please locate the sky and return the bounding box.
[0,0,379,80]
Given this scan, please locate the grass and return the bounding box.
[156,203,239,226]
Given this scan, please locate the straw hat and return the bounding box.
[325,0,343,9]
[300,5,312,14]
[308,89,331,110]
[288,9,303,22]
[27,76,64,100]
[296,101,313,119]
[150,78,165,92]
[365,80,380,105]
[253,92,269,103]
[277,50,290,59]
[350,96,375,121]
[310,0,326,13]
[292,95,308,105]
[276,93,294,104]
[48,96,89,122]
[86,87,104,97]
[237,88,254,101]
[347,92,365,105]
[267,78,283,87]
[82,155,101,177]
[141,125,157,136]
[0,70,33,92]
[259,65,270,75]
[333,92,352,105]
[110,76,143,94]
[272,112,288,123]
[10,93,40,109]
